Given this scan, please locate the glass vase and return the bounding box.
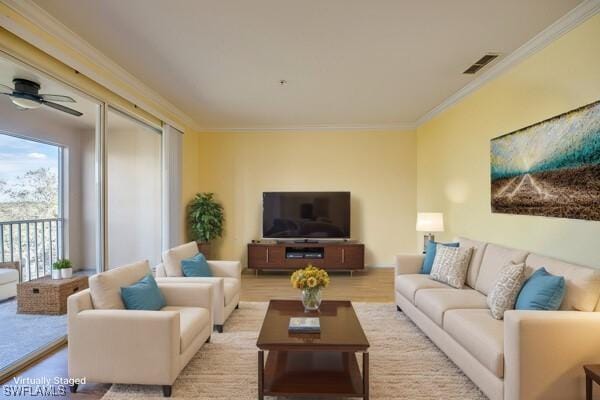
[301,287,322,312]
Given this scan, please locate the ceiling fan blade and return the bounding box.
[41,100,83,116]
[0,83,13,94]
[40,94,76,103]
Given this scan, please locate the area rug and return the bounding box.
[102,302,486,399]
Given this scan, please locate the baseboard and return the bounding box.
[242,264,394,271]
[367,264,394,268]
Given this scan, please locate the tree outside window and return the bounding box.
[0,133,60,221]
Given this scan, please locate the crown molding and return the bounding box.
[1,0,596,133]
[415,0,600,127]
[0,0,201,131]
[203,122,417,133]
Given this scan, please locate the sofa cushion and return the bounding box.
[121,274,166,311]
[430,245,473,289]
[163,242,199,277]
[223,277,240,306]
[421,240,459,274]
[487,263,525,320]
[475,244,528,295]
[516,267,566,311]
[458,237,488,288]
[163,306,210,353]
[395,274,448,303]
[525,253,600,312]
[0,268,19,285]
[89,260,151,309]
[444,309,504,378]
[414,288,488,326]
[182,253,213,277]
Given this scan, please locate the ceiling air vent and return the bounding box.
[463,53,499,74]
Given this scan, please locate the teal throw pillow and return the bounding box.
[515,267,565,311]
[181,253,213,277]
[121,274,166,311]
[420,240,459,274]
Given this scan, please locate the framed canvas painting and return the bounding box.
[491,100,600,221]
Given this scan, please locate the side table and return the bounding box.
[17,275,89,315]
[584,364,600,400]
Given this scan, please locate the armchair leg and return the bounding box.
[206,335,211,343]
[69,383,78,393]
[162,385,172,397]
[396,305,402,312]
[235,303,239,310]
[214,324,223,333]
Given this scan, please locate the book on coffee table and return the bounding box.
[288,317,320,333]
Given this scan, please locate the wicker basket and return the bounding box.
[17,275,89,315]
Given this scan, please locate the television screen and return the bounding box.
[262,192,351,239]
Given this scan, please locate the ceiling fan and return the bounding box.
[0,78,83,117]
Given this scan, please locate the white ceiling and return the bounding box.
[32,0,583,130]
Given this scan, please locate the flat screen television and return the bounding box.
[262,191,350,239]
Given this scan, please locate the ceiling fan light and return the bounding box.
[10,96,41,109]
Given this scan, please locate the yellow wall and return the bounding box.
[416,15,600,267]
[193,130,417,266]
[9,0,597,268]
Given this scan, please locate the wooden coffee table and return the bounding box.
[256,300,370,399]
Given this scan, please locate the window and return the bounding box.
[0,133,63,280]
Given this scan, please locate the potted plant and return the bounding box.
[290,264,330,312]
[51,261,62,279]
[52,259,73,279]
[187,192,224,259]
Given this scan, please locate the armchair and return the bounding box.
[68,260,213,397]
[0,261,19,301]
[155,242,241,332]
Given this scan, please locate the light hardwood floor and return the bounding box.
[2,267,395,398]
[242,267,394,302]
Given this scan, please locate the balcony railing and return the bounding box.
[0,218,63,282]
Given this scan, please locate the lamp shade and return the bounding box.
[416,212,444,232]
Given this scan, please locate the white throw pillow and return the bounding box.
[162,242,199,277]
[88,260,151,309]
[487,263,525,320]
[430,245,473,289]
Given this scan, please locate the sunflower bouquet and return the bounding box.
[291,264,330,290]
[291,265,330,311]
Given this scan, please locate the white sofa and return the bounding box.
[68,260,213,397]
[155,242,241,332]
[0,262,19,301]
[395,237,600,400]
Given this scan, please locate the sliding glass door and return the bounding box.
[106,107,162,268]
[0,53,166,381]
[0,54,102,378]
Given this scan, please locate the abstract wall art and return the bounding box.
[491,100,600,221]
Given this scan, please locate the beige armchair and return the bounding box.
[0,261,19,301]
[155,242,241,332]
[67,260,213,397]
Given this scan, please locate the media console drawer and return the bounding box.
[247,243,364,272]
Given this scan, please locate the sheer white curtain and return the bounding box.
[106,109,163,267]
[162,124,183,251]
